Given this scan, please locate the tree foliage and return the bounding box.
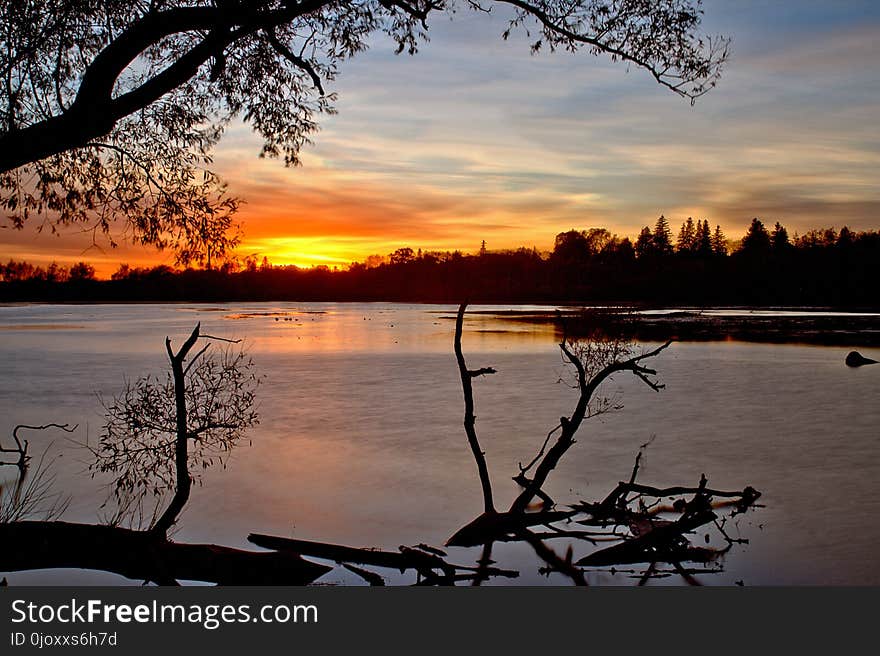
[740,217,771,255]
[0,0,728,260]
[90,342,259,528]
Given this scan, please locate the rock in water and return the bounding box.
[846,351,878,367]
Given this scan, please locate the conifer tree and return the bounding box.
[652,215,674,256]
[711,224,727,256]
[676,217,696,254]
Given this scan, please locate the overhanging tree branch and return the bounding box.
[496,0,729,102]
[1,1,728,261]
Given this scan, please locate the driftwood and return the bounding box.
[446,510,577,548]
[247,534,519,585]
[437,305,762,583]
[249,534,453,575]
[446,304,676,546]
[0,521,330,585]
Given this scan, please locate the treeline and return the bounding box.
[1,217,878,306]
[1,260,96,283]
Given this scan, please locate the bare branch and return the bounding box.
[200,334,242,344]
[454,303,496,514]
[509,337,670,513]
[91,325,258,534]
[516,422,561,478]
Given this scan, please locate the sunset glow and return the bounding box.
[2,1,879,278]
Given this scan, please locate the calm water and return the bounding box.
[1,303,879,585]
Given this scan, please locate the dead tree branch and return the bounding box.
[454,303,496,514]
[151,323,202,538]
[509,339,671,514]
[247,533,518,584]
[1,423,76,471]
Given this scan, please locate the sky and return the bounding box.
[2,0,879,275]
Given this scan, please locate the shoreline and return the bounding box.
[478,309,880,347]
[3,301,880,347]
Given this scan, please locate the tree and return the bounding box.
[634,226,653,259]
[0,259,36,282]
[552,229,590,264]
[711,224,727,256]
[44,262,69,283]
[389,247,415,265]
[676,216,696,254]
[91,324,260,534]
[771,221,790,253]
[1,1,729,260]
[1,325,335,585]
[552,228,615,266]
[696,219,712,256]
[605,236,635,262]
[740,217,771,255]
[837,225,854,249]
[173,203,242,269]
[652,215,674,256]
[1,424,74,524]
[68,261,96,281]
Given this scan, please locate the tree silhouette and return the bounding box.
[652,215,674,256]
[68,262,97,282]
[552,229,591,264]
[1,1,729,259]
[89,324,259,534]
[740,218,771,255]
[711,224,727,256]
[771,222,791,253]
[389,247,415,265]
[695,219,712,257]
[837,225,854,249]
[676,217,696,254]
[635,226,654,259]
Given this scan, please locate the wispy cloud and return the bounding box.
[4,1,879,273]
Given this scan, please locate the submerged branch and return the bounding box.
[454,303,496,514]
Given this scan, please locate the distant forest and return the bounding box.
[2,217,878,306]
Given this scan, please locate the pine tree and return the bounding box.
[652,215,673,256]
[696,219,713,256]
[740,218,772,254]
[676,217,696,254]
[770,222,790,252]
[711,225,727,256]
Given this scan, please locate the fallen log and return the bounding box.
[1,521,331,585]
[247,534,520,582]
[248,534,452,575]
[575,510,718,567]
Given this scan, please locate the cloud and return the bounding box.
[5,2,879,273]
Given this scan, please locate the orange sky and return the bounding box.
[2,3,879,278]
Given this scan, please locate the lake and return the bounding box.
[2,302,879,585]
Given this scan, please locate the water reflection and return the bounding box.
[0,303,878,584]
